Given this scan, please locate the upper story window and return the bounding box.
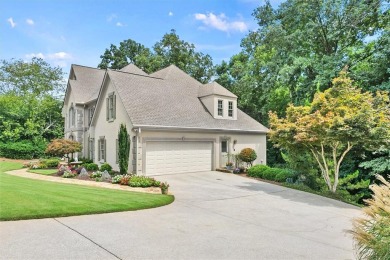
[69,106,75,127]
[228,101,233,117]
[218,100,223,116]
[88,106,95,125]
[106,93,116,121]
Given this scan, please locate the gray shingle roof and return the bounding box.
[109,65,268,133]
[70,65,105,103]
[119,64,148,75]
[198,81,237,98]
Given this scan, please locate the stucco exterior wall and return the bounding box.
[139,130,266,174]
[92,77,134,171]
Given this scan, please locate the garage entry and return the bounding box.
[145,141,213,175]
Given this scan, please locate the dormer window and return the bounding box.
[218,100,223,116]
[228,101,233,117]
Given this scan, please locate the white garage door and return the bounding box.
[145,141,212,175]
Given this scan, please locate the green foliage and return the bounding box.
[84,163,99,171]
[39,158,60,168]
[118,124,130,174]
[239,148,257,166]
[62,170,76,178]
[0,141,46,159]
[269,72,390,192]
[351,175,390,260]
[100,163,112,172]
[45,139,82,157]
[128,176,161,188]
[98,30,214,83]
[0,58,65,147]
[262,168,280,181]
[247,164,269,178]
[360,147,390,179]
[274,171,295,183]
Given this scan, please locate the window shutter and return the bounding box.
[92,138,95,160]
[98,139,101,160]
[106,98,109,121]
[104,138,107,162]
[113,95,116,119]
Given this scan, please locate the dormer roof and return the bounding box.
[198,81,237,98]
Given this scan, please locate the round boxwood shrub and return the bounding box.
[100,163,112,172]
[85,163,99,171]
[247,164,269,178]
[239,148,257,166]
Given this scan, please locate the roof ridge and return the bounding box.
[71,64,104,71]
[108,69,164,80]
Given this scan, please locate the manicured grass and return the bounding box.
[28,168,57,175]
[0,162,174,221]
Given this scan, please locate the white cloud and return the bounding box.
[168,11,173,16]
[25,52,45,59]
[25,51,72,67]
[26,19,34,25]
[194,12,248,33]
[116,22,123,27]
[7,17,16,28]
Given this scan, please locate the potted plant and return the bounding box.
[226,162,233,170]
[160,182,169,194]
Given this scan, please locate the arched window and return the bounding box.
[69,106,75,127]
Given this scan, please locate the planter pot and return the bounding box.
[161,188,169,195]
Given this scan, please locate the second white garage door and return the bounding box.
[145,141,212,175]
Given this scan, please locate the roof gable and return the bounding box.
[198,82,237,98]
[119,64,148,75]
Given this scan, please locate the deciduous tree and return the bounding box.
[269,72,390,192]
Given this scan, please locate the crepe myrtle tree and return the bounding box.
[118,124,130,174]
[269,71,390,193]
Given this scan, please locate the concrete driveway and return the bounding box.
[0,171,361,259]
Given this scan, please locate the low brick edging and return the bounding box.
[5,168,162,194]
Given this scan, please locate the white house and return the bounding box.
[62,64,268,175]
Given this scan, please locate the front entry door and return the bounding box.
[220,140,229,167]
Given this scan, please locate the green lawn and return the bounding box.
[28,168,57,175]
[0,161,174,221]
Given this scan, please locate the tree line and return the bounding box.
[1,1,389,190]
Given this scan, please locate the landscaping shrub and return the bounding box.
[0,141,46,159]
[274,170,295,183]
[78,157,93,164]
[350,175,390,259]
[100,163,112,172]
[247,164,270,178]
[91,171,103,180]
[45,139,82,157]
[262,168,283,181]
[85,163,99,171]
[62,170,76,178]
[40,158,60,168]
[239,148,257,167]
[128,176,161,188]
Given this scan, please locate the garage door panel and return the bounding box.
[145,141,212,175]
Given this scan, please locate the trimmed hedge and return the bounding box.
[84,163,99,171]
[0,141,46,159]
[247,164,270,178]
[40,158,60,168]
[100,163,112,172]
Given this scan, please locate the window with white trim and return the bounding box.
[218,100,223,116]
[106,93,116,121]
[98,137,106,162]
[228,101,233,117]
[88,106,95,125]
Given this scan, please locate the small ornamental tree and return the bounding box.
[118,124,130,174]
[45,139,82,157]
[269,71,390,192]
[239,148,257,167]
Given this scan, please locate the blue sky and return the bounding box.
[1,0,284,76]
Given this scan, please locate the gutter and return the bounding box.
[132,124,269,134]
